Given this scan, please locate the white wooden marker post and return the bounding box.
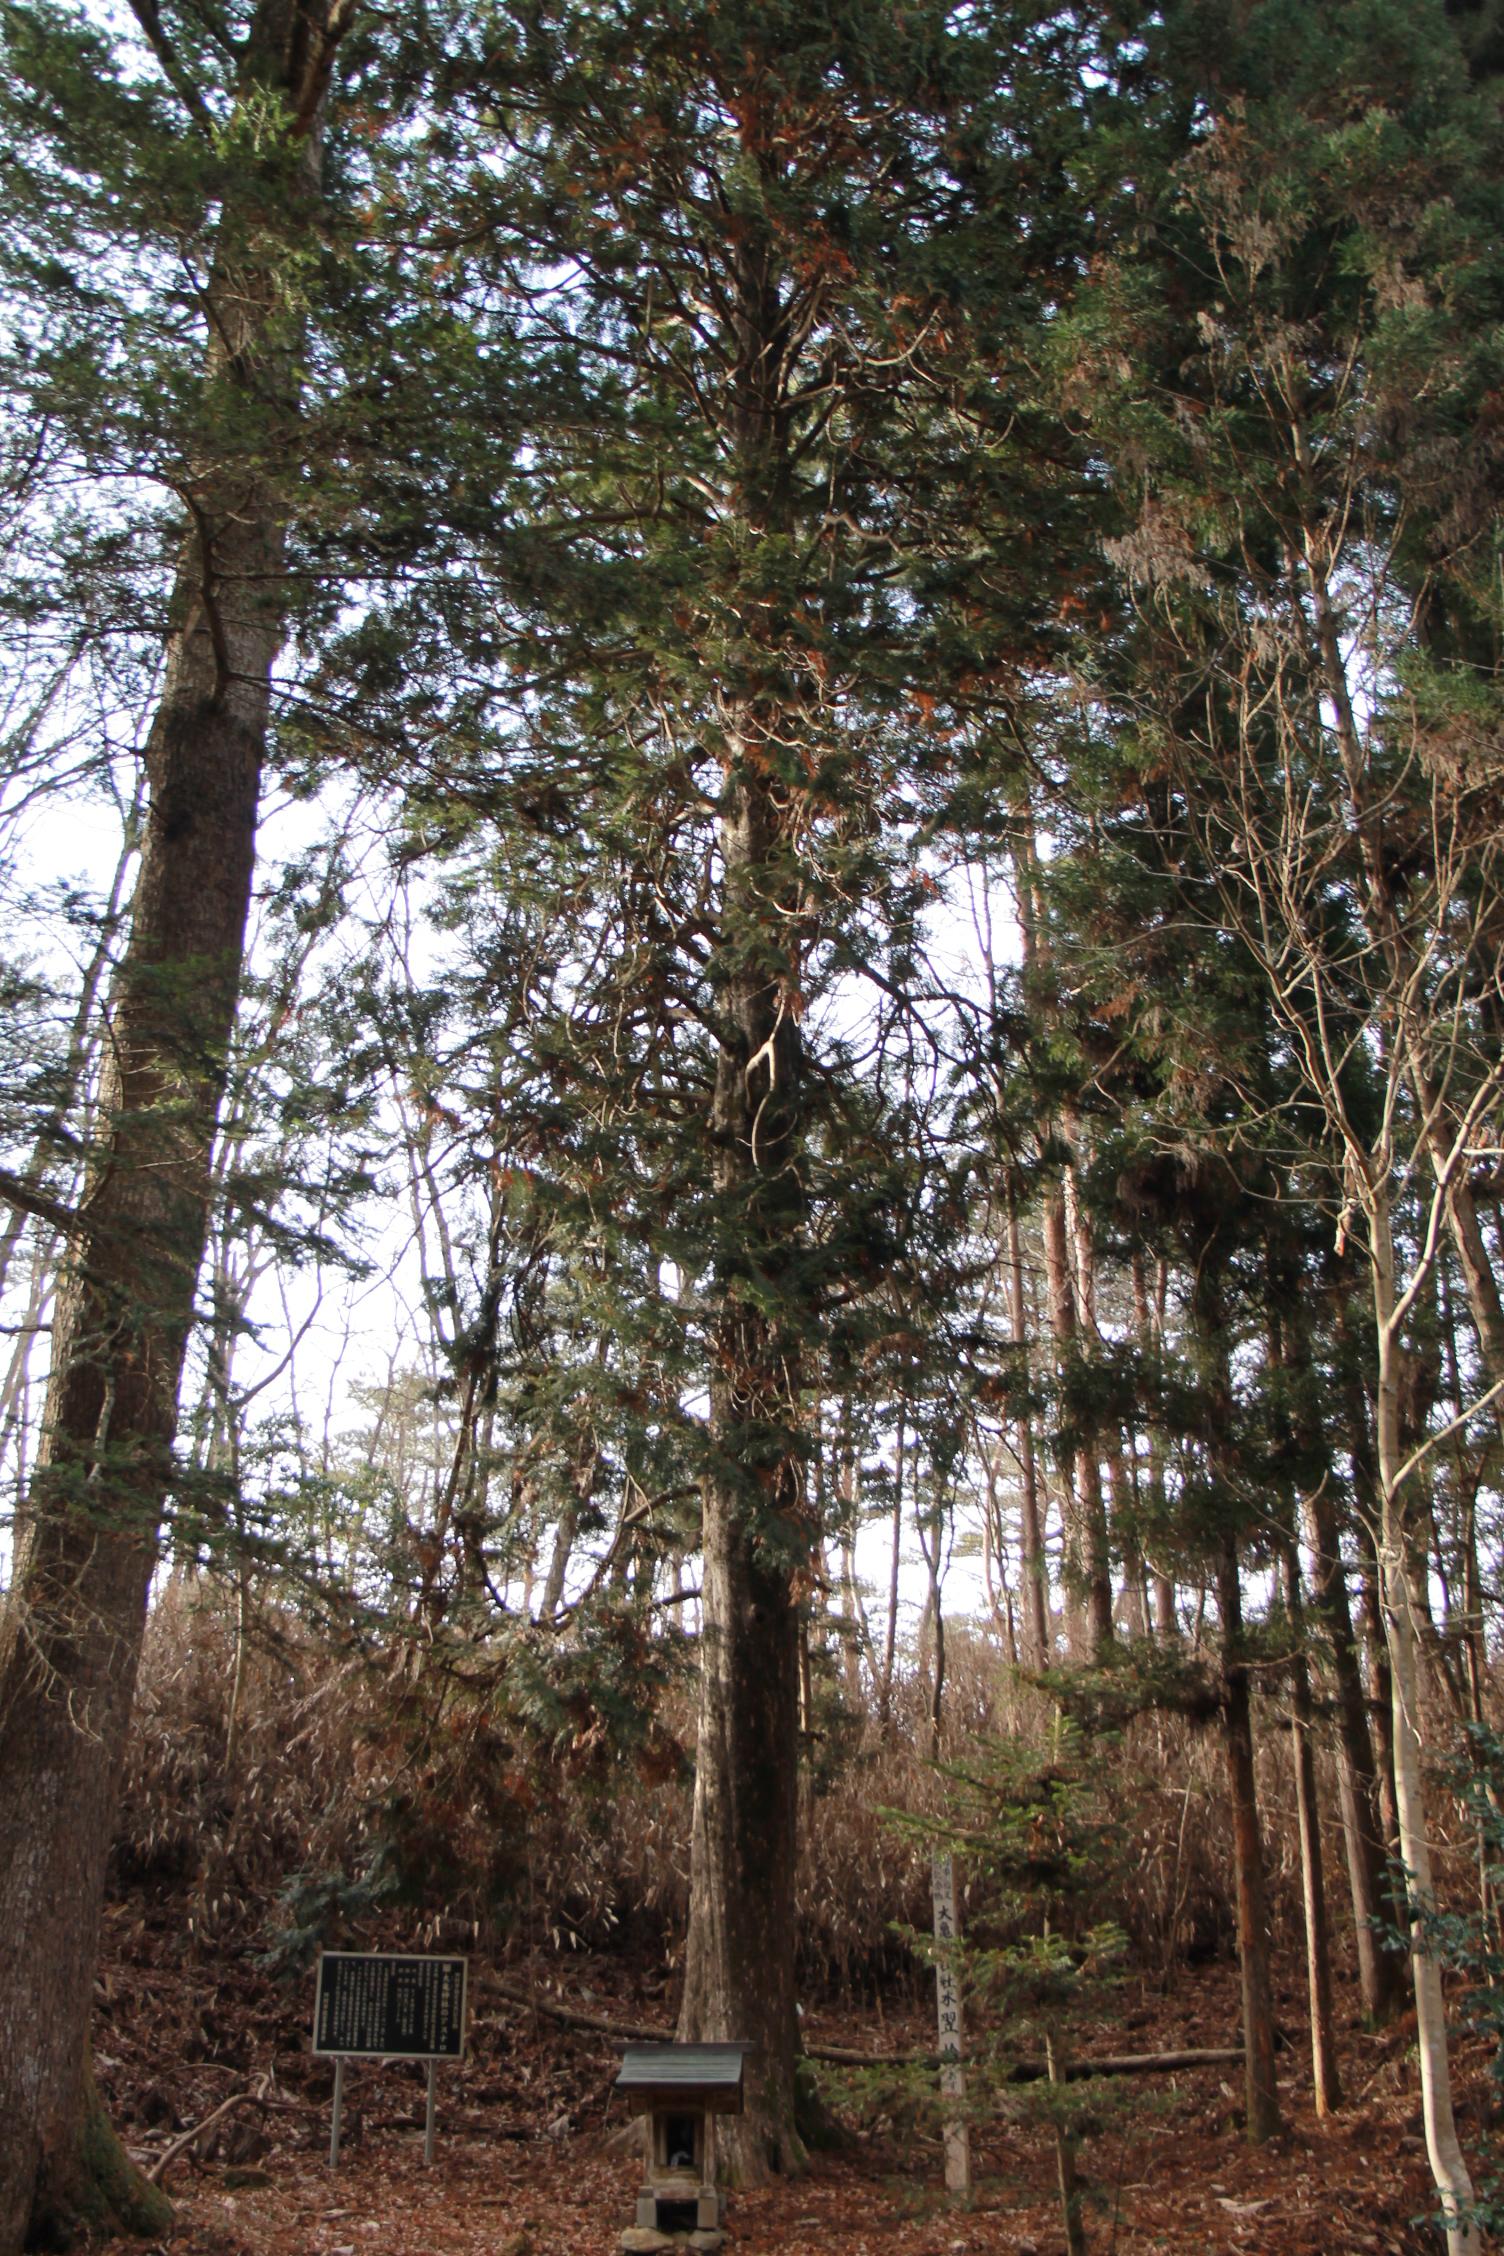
[931,1853,971,2199]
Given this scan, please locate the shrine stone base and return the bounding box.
[619,2230,723,2254]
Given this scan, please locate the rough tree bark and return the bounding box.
[0,8,346,2245]
[679,759,808,2181]
[676,180,814,2175]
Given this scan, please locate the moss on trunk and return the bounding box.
[27,2069,172,2252]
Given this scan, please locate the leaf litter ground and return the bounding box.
[93,1906,1465,2256]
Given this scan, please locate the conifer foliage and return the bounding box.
[0,0,1502,2247]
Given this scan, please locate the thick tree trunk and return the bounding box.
[681,1456,803,2178]
[0,15,339,2246]
[679,762,807,2181]
[0,579,269,2252]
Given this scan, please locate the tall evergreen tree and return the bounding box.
[1071,0,1504,2234]
[329,0,1128,2171]
[0,2,481,2238]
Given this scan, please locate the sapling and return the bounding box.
[885,1726,1139,2253]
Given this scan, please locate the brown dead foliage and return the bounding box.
[97,1583,1501,2256]
[92,1907,1460,2256]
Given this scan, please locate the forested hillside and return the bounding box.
[1,0,1502,2251]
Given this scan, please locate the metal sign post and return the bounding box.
[329,2056,346,2170]
[313,1952,468,2169]
[931,1854,972,2200]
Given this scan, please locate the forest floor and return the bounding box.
[91,1896,1471,2256]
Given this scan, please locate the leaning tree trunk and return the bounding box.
[679,759,807,2180]
[0,13,341,2245]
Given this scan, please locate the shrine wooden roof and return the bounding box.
[615,2043,750,2113]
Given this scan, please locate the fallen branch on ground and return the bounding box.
[487,1980,1246,2080]
[489,1979,673,2044]
[146,2084,266,2184]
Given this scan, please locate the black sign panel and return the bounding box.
[313,1953,468,2059]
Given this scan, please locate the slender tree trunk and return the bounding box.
[880,1405,905,1724]
[1434,1160,1504,1388]
[1040,1181,1110,1656]
[1013,826,1110,1658]
[1062,1137,1115,1650]
[916,1494,946,1760]
[1298,498,1483,2243]
[1045,2031,1087,2256]
[1300,431,1504,1405]
[1191,1252,1278,2139]
[839,1534,870,1701]
[1131,1256,1179,1640]
[1006,1179,1051,1665]
[831,1404,871,1699]
[0,13,343,2244]
[1279,1539,1341,2115]
[1279,1274,1402,2024]
[832,1412,873,1702]
[539,1500,578,1621]
[1215,1533,1281,2142]
[1349,1461,1404,1874]
[1301,1469,1403,2023]
[1438,1264,1489,1729]
[1371,1212,1479,2252]
[1108,1443,1148,1638]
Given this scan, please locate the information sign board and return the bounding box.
[313,1952,467,2059]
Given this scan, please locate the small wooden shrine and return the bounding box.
[615,2041,749,2253]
